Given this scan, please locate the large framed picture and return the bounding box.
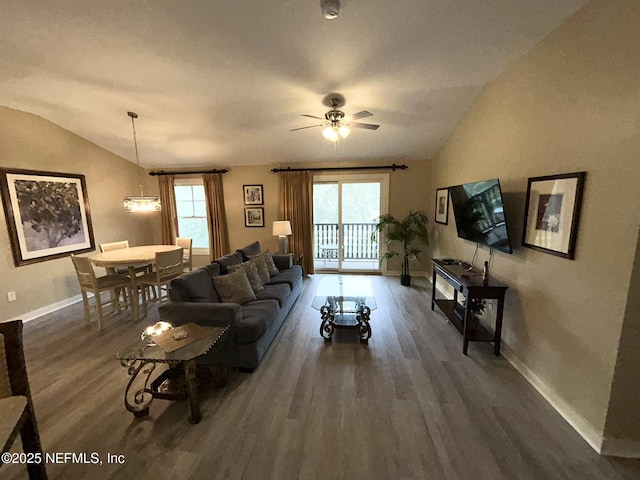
[522,171,586,259]
[0,168,95,266]
[244,207,264,227]
[243,184,263,205]
[435,187,449,225]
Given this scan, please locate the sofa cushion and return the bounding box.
[235,300,279,343]
[252,250,280,276]
[212,268,256,304]
[255,283,291,307]
[201,262,221,279]
[170,269,219,303]
[237,241,262,261]
[265,265,303,290]
[228,260,264,293]
[213,251,244,274]
[249,254,271,284]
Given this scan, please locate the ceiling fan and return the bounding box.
[291,96,380,142]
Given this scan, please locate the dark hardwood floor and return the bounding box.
[3,275,640,479]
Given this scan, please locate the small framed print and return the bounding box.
[0,168,95,266]
[522,171,586,259]
[435,188,449,225]
[243,184,263,205]
[244,207,264,227]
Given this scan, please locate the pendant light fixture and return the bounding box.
[123,111,161,213]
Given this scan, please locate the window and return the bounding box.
[174,180,209,252]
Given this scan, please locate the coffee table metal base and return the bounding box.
[121,358,213,424]
[319,304,372,343]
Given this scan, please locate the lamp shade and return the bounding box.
[272,221,292,236]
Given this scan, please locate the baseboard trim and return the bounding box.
[9,294,84,323]
[382,270,428,277]
[600,437,640,458]
[500,344,605,455]
[429,276,626,457]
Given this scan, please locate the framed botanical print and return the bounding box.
[522,171,586,259]
[244,207,264,227]
[243,184,263,205]
[435,188,449,225]
[0,168,95,266]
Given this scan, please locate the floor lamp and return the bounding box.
[272,221,292,254]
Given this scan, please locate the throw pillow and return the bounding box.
[212,268,257,304]
[249,253,271,284]
[228,260,264,293]
[262,250,280,276]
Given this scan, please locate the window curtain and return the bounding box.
[158,175,178,245]
[279,171,314,275]
[203,173,229,261]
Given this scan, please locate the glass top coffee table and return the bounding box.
[311,276,377,343]
[116,323,229,424]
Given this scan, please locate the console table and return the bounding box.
[431,259,508,356]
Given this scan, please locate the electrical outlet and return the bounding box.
[7,291,17,302]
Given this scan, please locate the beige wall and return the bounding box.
[603,228,640,451]
[193,160,432,272]
[430,0,640,452]
[0,107,158,321]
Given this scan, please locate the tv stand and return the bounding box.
[431,259,508,356]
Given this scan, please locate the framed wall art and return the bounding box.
[0,168,95,266]
[435,187,449,225]
[243,184,263,205]
[522,171,586,259]
[244,207,264,227]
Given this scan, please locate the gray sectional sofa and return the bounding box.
[158,241,303,371]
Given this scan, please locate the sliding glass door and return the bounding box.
[313,174,389,273]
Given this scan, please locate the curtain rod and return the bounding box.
[271,163,408,173]
[148,169,229,176]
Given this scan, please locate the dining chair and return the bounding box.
[99,240,154,302]
[138,248,184,306]
[175,237,193,272]
[99,240,130,253]
[70,255,132,331]
[99,240,150,274]
[0,320,48,479]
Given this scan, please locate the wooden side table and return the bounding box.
[431,259,508,356]
[116,324,229,424]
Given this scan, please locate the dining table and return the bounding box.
[90,245,182,322]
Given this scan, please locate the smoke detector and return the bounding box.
[320,0,340,20]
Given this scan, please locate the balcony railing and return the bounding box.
[314,223,379,260]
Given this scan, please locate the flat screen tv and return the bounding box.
[449,178,513,254]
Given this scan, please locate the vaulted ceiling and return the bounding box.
[1,0,588,169]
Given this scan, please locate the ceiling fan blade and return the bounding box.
[342,110,373,122]
[290,124,323,131]
[300,114,325,120]
[346,122,380,130]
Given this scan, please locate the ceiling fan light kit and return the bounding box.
[322,125,350,142]
[124,111,161,213]
[320,0,340,20]
[291,95,380,142]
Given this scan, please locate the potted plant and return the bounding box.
[465,298,486,329]
[372,211,429,286]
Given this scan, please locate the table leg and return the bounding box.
[462,300,471,355]
[185,360,202,424]
[319,306,335,341]
[494,298,505,356]
[122,358,155,418]
[431,267,436,310]
[127,266,140,322]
